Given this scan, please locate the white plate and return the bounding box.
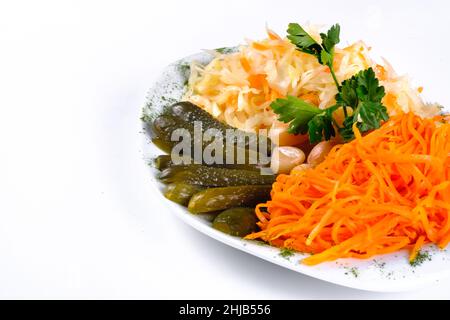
[141,50,450,292]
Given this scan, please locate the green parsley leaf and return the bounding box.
[321,24,340,51]
[320,50,333,66]
[319,24,340,62]
[337,68,388,141]
[287,23,341,88]
[287,23,341,65]
[355,68,385,102]
[270,96,322,135]
[287,23,322,57]
[358,101,389,129]
[338,117,356,141]
[270,96,337,142]
[287,23,341,67]
[336,76,358,108]
[307,112,335,143]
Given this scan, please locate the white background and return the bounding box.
[1,0,450,299]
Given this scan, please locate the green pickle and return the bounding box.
[155,156,266,172]
[145,102,272,165]
[153,155,192,171]
[168,101,230,133]
[188,185,272,213]
[153,155,172,170]
[159,165,275,187]
[149,114,180,152]
[212,207,258,237]
[164,183,204,206]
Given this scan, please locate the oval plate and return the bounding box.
[141,50,450,292]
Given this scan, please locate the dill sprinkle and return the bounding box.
[344,267,360,278]
[410,251,432,267]
[279,248,295,259]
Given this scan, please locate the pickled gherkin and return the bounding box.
[153,155,173,171]
[188,185,272,213]
[153,155,193,171]
[212,208,258,237]
[145,102,272,166]
[150,114,180,153]
[164,183,204,206]
[168,101,230,133]
[154,155,266,172]
[159,165,275,187]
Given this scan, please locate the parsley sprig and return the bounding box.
[336,68,388,141]
[272,23,389,143]
[287,23,340,88]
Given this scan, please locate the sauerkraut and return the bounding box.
[184,26,440,133]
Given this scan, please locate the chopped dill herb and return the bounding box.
[279,248,295,259]
[215,47,235,54]
[410,251,432,267]
[373,259,386,269]
[344,267,359,278]
[141,114,152,123]
[177,62,190,74]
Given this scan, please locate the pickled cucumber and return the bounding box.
[159,166,275,187]
[188,185,272,213]
[164,183,204,206]
[212,207,257,237]
[145,102,272,165]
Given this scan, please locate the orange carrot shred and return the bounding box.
[240,57,251,73]
[409,235,425,262]
[252,42,268,51]
[267,29,281,40]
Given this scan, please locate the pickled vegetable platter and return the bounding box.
[141,22,450,291]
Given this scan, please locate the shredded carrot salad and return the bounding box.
[245,112,450,265]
